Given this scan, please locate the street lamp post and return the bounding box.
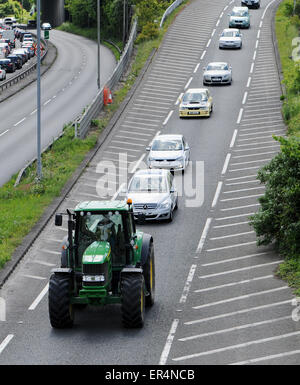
[37,0,42,180]
[97,0,101,89]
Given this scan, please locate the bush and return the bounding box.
[250,136,300,259]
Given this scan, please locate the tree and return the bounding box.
[250,136,300,259]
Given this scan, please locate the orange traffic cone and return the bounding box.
[107,89,113,104]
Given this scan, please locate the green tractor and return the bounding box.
[48,199,155,329]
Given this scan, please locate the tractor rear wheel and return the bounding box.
[142,242,155,307]
[48,274,74,328]
[121,274,145,328]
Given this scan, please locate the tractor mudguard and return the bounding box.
[121,267,143,275]
[140,234,153,266]
[51,268,73,275]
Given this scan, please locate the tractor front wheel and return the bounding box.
[121,274,145,328]
[48,274,74,328]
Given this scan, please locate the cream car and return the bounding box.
[179,88,213,118]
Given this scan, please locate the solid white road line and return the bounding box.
[194,275,273,293]
[220,203,260,211]
[163,110,174,125]
[192,286,288,310]
[28,283,49,311]
[179,264,197,304]
[209,231,255,240]
[185,299,292,326]
[184,77,193,90]
[213,220,250,228]
[230,350,300,365]
[196,218,212,253]
[212,182,223,208]
[201,252,268,266]
[0,335,14,355]
[222,154,231,174]
[179,316,291,342]
[237,108,243,124]
[230,130,238,148]
[199,260,284,278]
[172,331,300,362]
[159,319,179,365]
[215,212,255,221]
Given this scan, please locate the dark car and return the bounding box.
[12,52,26,65]
[27,20,37,29]
[7,54,22,69]
[0,58,15,73]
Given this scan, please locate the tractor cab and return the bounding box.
[50,200,155,329]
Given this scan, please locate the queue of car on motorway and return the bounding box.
[126,1,261,223]
[0,18,51,81]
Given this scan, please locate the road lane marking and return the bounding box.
[215,212,255,220]
[199,260,284,278]
[163,110,174,125]
[230,129,238,148]
[230,350,300,365]
[173,331,300,362]
[175,93,184,105]
[211,182,223,208]
[193,63,200,73]
[206,38,211,48]
[179,316,291,342]
[196,218,212,253]
[43,99,52,106]
[222,153,231,174]
[237,108,243,124]
[201,252,269,266]
[220,203,260,211]
[28,283,49,310]
[0,129,9,137]
[184,77,193,90]
[0,335,14,355]
[209,230,255,240]
[246,76,251,87]
[200,50,206,60]
[21,274,47,280]
[250,63,254,73]
[242,91,248,105]
[205,241,259,253]
[159,319,179,365]
[14,117,26,127]
[179,264,197,303]
[193,286,289,310]
[185,299,292,325]
[194,275,273,293]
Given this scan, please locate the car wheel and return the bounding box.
[174,198,178,210]
[168,209,173,223]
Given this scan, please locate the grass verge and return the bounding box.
[0,1,189,270]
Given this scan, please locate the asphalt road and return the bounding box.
[1,0,300,366]
[0,29,116,187]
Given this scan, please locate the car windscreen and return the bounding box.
[231,10,248,16]
[183,92,207,103]
[207,64,228,71]
[151,139,182,151]
[129,175,168,193]
[222,31,239,37]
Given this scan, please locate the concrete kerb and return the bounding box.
[0,47,157,289]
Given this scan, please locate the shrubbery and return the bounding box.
[250,136,300,260]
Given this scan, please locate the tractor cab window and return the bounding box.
[77,211,126,265]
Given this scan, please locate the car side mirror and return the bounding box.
[185,146,190,151]
[146,146,151,151]
[55,214,62,226]
[170,186,175,193]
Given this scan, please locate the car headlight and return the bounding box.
[223,74,229,79]
[159,200,171,209]
[175,156,184,162]
[180,106,188,110]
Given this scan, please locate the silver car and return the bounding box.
[219,29,242,49]
[147,134,190,173]
[126,169,178,222]
[203,62,232,85]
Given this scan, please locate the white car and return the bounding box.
[219,28,242,49]
[147,134,190,173]
[126,169,178,222]
[0,66,6,80]
[203,62,232,85]
[41,22,52,30]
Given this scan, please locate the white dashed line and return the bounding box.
[14,118,26,127]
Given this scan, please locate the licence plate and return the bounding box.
[189,111,200,115]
